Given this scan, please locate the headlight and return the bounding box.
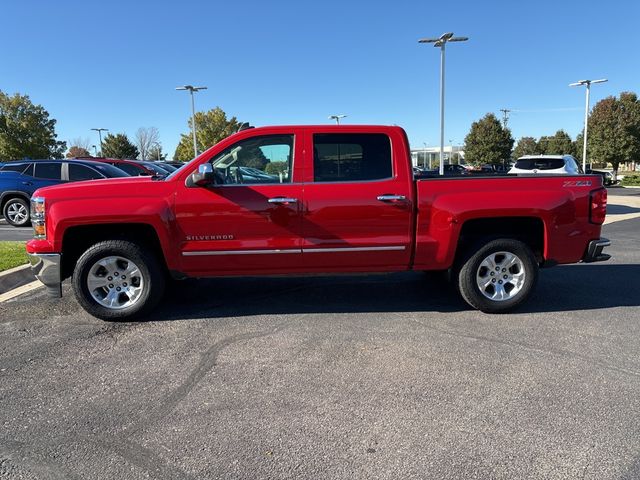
[30,196,46,239]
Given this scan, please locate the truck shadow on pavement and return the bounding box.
[151,264,640,321]
[606,204,640,215]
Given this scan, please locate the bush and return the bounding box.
[621,174,640,186]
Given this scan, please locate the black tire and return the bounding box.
[456,239,538,313]
[3,197,31,227]
[72,240,166,321]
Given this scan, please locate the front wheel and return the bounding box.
[72,240,165,321]
[3,197,30,227]
[457,239,538,313]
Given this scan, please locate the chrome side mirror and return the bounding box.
[190,164,215,187]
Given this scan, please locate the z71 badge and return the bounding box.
[563,180,592,187]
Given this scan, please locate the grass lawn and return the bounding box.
[0,241,28,271]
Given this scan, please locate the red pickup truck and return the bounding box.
[26,125,610,320]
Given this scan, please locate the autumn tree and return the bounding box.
[0,91,66,160]
[174,107,241,161]
[587,92,640,175]
[66,146,91,158]
[101,133,139,159]
[463,113,514,166]
[66,137,93,158]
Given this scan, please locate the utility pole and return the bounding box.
[499,109,511,129]
[90,128,108,156]
[419,32,469,176]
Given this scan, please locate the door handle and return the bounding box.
[268,197,298,204]
[377,194,406,202]
[22,181,33,186]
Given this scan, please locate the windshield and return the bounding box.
[88,162,131,177]
[140,162,171,175]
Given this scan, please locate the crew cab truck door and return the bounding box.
[300,127,414,270]
[174,131,304,275]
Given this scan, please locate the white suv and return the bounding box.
[508,155,583,175]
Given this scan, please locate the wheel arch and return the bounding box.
[455,216,546,266]
[61,223,168,280]
[1,191,31,212]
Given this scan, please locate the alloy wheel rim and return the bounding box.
[8,203,28,224]
[87,256,145,310]
[475,251,526,301]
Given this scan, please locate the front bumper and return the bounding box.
[583,238,611,263]
[28,253,62,297]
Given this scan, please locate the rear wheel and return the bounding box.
[457,239,538,313]
[3,197,30,227]
[72,240,165,321]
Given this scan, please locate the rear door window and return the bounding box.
[34,162,62,180]
[68,164,104,181]
[313,133,392,182]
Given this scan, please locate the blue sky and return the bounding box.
[2,0,638,158]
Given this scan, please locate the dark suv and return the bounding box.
[0,159,129,226]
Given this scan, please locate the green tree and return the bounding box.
[541,129,575,155]
[101,133,139,159]
[66,146,91,158]
[512,137,540,158]
[147,142,167,160]
[0,91,66,160]
[588,92,640,175]
[463,113,514,166]
[174,107,241,161]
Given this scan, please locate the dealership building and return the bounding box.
[411,145,465,169]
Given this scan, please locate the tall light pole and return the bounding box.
[90,128,108,156]
[329,114,347,125]
[419,32,468,175]
[176,85,207,158]
[423,142,428,168]
[569,79,607,172]
[92,145,97,156]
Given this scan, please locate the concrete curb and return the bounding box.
[0,264,35,294]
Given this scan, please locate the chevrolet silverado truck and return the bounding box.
[26,125,610,320]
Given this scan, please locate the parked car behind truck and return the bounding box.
[0,159,129,226]
[26,125,609,320]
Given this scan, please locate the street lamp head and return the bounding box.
[420,33,468,47]
[570,78,608,87]
[176,85,207,92]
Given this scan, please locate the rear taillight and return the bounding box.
[590,188,607,224]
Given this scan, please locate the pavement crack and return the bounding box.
[407,317,640,379]
[129,319,294,433]
[87,435,197,480]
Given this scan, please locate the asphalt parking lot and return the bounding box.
[1,194,639,479]
[0,218,32,241]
